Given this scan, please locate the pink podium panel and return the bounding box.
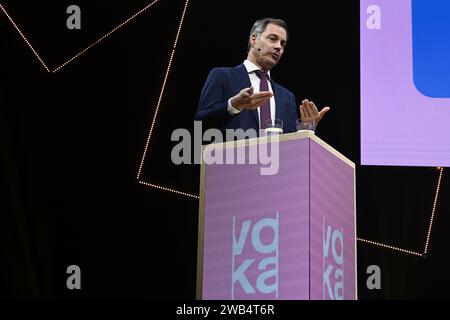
[197,132,356,300]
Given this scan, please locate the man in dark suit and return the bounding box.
[195,17,330,137]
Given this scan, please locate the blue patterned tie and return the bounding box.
[254,70,272,129]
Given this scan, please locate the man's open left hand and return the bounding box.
[299,99,330,125]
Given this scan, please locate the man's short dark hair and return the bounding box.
[248,17,289,51]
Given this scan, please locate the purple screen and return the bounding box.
[360,0,450,167]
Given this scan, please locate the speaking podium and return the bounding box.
[197,131,356,300]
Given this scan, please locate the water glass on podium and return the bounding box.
[264,119,283,136]
[296,119,316,133]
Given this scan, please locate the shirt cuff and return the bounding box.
[227,98,242,115]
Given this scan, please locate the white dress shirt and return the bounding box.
[227,60,276,128]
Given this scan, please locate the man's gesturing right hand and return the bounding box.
[230,87,273,111]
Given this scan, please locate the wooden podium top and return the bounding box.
[203,131,355,168]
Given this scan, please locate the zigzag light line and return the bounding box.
[357,237,423,257]
[0,0,161,73]
[53,0,160,73]
[358,168,444,257]
[139,181,199,199]
[137,0,190,180]
[423,167,444,254]
[0,2,50,72]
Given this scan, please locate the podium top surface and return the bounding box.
[202,131,355,168]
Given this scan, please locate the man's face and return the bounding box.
[251,23,287,70]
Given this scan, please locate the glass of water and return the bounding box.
[296,119,316,133]
[264,119,283,136]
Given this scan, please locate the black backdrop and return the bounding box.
[1,0,449,299]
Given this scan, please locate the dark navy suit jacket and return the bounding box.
[195,64,298,135]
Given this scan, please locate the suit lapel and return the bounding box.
[232,64,259,125]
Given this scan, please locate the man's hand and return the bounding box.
[230,87,273,110]
[299,99,330,125]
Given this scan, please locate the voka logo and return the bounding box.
[323,218,344,300]
[231,213,279,300]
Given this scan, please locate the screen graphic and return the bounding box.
[361,0,450,167]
